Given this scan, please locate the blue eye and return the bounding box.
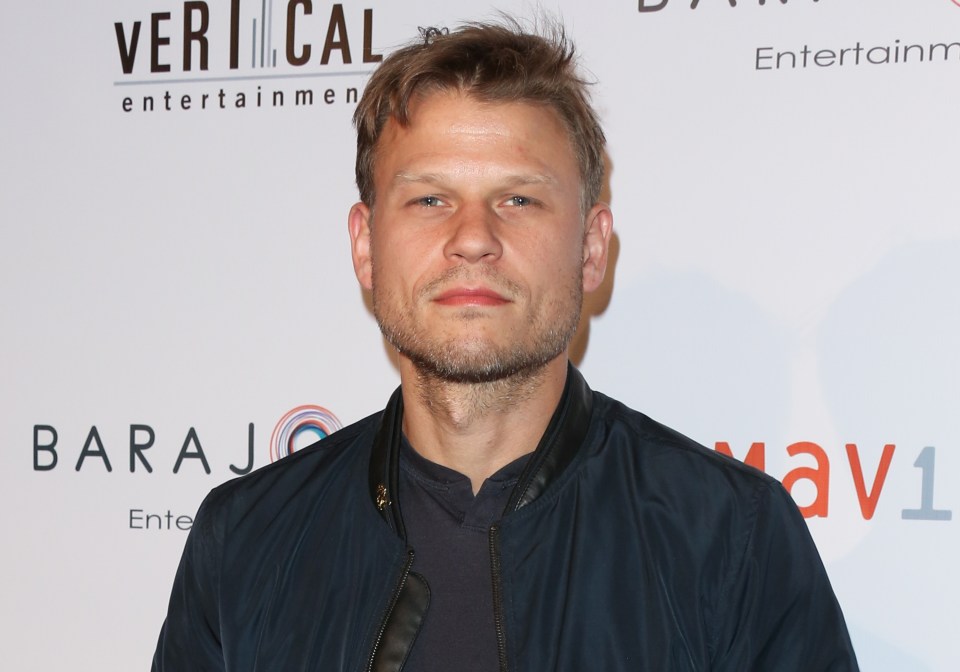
[417,195,442,207]
[506,195,532,207]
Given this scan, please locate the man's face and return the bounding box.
[349,90,610,383]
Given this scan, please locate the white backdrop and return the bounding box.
[2,1,958,669]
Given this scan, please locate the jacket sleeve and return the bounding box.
[711,481,860,672]
[151,493,227,672]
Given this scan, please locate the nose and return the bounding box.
[443,203,503,263]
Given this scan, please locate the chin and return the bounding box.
[404,339,562,385]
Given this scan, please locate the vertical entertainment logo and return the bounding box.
[115,1,381,75]
[113,1,382,113]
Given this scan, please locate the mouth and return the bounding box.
[432,286,511,307]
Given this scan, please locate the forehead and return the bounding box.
[373,90,579,183]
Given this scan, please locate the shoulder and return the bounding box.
[593,392,773,480]
[583,390,810,565]
[198,411,382,530]
[586,391,786,514]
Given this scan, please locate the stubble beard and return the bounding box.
[372,265,583,385]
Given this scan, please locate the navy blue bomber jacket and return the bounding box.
[152,366,860,671]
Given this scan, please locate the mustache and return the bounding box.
[419,265,524,301]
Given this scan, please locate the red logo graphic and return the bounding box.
[269,405,342,462]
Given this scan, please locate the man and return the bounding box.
[153,19,859,671]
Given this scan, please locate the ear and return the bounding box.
[581,203,613,293]
[348,202,374,290]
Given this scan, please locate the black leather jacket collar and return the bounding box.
[364,364,594,671]
[368,363,594,536]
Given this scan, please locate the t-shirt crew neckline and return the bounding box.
[398,435,532,530]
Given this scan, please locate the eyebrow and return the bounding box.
[392,171,559,187]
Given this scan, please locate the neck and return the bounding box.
[399,355,568,493]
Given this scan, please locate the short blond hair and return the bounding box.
[353,18,606,213]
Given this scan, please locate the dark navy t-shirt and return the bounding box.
[399,438,531,672]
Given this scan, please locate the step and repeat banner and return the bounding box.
[2,1,958,669]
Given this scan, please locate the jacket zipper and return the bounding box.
[366,549,416,672]
[489,525,509,672]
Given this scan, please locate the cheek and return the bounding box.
[528,229,583,273]
[371,234,430,295]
